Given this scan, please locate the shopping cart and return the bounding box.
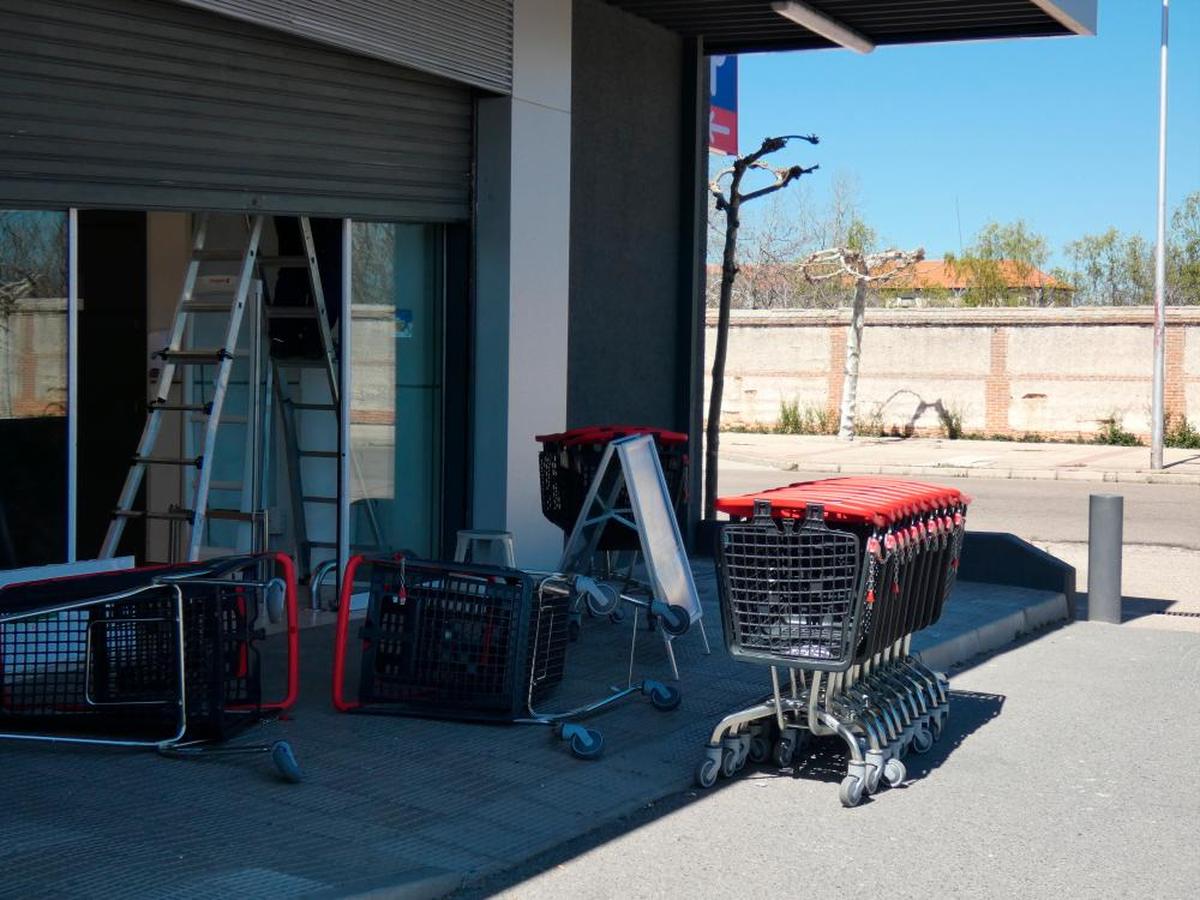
[695,477,970,807]
[0,553,302,781]
[332,554,681,759]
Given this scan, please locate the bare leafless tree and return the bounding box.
[801,246,925,440]
[706,134,819,518]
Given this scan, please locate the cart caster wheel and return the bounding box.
[695,756,720,789]
[883,757,907,788]
[265,578,287,625]
[865,763,882,795]
[748,735,771,764]
[930,715,944,740]
[271,741,303,784]
[644,681,682,712]
[773,734,795,769]
[912,726,934,755]
[656,603,690,637]
[721,747,739,778]
[564,725,604,760]
[583,581,621,617]
[839,775,865,808]
[608,610,624,625]
[735,735,751,771]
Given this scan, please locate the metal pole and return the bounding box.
[1087,494,1123,624]
[1150,0,1169,470]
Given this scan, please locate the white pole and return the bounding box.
[1151,0,1169,470]
[67,208,78,562]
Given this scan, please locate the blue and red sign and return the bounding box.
[709,55,738,156]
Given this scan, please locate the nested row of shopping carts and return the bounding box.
[698,477,969,807]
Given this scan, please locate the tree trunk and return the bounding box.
[837,277,869,440]
[704,198,740,519]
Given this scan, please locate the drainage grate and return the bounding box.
[1153,610,1200,618]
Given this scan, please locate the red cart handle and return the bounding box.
[259,552,300,712]
[332,554,367,712]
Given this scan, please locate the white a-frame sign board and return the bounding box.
[559,433,705,646]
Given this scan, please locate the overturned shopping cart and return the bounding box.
[0,553,302,781]
[332,554,682,759]
[696,477,969,807]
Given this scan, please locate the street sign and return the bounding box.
[709,55,738,155]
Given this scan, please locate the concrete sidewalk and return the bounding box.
[720,432,1200,484]
[0,565,1066,898]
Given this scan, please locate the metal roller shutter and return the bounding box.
[0,0,474,220]
[171,1,513,94]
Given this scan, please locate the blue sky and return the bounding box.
[730,2,1200,266]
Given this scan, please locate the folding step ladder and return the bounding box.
[101,213,267,561]
[100,214,343,565]
[265,216,338,581]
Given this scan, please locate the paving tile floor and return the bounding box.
[0,564,1062,898]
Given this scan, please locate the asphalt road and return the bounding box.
[717,463,1200,617]
[468,623,1200,900]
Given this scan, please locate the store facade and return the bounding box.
[0,0,1096,586]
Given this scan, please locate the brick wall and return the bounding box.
[704,307,1200,438]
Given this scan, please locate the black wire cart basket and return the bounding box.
[697,478,970,807]
[332,554,681,759]
[0,553,303,781]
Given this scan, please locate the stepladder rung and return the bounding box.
[150,400,212,414]
[306,540,338,550]
[301,495,338,505]
[113,509,194,523]
[257,255,310,268]
[289,402,337,412]
[265,305,322,320]
[182,299,236,313]
[208,480,244,493]
[155,348,235,363]
[274,357,333,370]
[133,455,203,468]
[297,449,339,459]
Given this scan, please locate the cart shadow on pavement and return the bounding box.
[735,689,1007,792]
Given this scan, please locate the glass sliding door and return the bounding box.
[0,209,70,568]
[347,223,444,559]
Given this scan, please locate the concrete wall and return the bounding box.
[705,308,1200,438]
[0,299,67,419]
[567,0,686,430]
[473,0,573,569]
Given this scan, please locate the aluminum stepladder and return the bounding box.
[101,214,266,562]
[559,433,711,681]
[263,217,383,590]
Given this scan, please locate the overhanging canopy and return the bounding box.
[604,1,1096,54]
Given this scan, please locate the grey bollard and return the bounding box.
[1087,493,1124,623]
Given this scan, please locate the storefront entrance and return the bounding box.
[0,209,461,599]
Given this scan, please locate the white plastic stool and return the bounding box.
[454,529,517,567]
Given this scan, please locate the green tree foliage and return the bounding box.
[1057,191,1200,306]
[1170,191,1200,304]
[944,220,1050,306]
[1062,228,1154,306]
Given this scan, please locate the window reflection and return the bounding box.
[349,223,443,558]
[0,210,69,567]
